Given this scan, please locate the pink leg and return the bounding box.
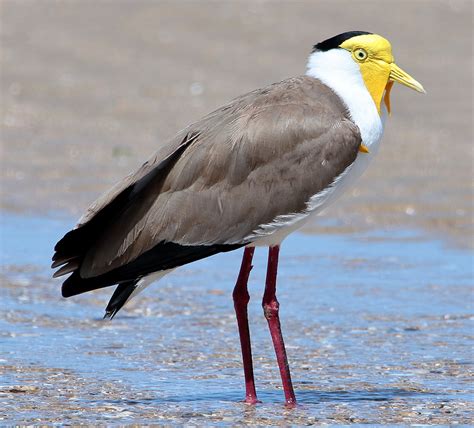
[262,245,296,405]
[232,246,258,404]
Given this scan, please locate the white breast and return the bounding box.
[249,50,385,247]
[306,49,384,150]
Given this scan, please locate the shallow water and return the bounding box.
[0,213,472,424]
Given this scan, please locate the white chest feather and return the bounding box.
[249,50,385,247]
[306,49,384,149]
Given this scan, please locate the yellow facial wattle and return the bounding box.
[340,34,425,114]
[384,81,394,115]
[359,60,392,114]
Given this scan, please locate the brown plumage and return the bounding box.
[53,76,360,301]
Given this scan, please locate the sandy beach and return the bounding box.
[1,0,472,246]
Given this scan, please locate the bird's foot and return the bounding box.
[243,396,261,405]
[284,399,298,408]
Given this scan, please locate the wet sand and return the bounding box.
[0,0,473,425]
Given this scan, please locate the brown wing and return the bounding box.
[53,76,361,297]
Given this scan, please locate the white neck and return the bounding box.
[306,49,384,150]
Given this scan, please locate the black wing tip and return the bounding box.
[103,309,117,320]
[59,242,243,300]
[53,227,76,252]
[312,31,373,53]
[52,229,82,277]
[103,281,138,320]
[53,132,199,294]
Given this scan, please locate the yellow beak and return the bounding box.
[390,63,426,93]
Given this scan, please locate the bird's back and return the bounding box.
[53,76,361,298]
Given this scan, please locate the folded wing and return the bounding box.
[52,76,361,297]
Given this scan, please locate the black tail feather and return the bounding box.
[61,270,122,297]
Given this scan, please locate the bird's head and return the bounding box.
[308,31,425,115]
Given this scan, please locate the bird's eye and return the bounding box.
[354,48,368,61]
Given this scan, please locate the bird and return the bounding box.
[52,31,425,405]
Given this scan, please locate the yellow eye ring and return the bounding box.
[354,48,368,61]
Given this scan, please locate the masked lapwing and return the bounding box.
[52,31,425,405]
